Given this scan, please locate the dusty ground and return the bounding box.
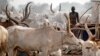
[64,55,81,56]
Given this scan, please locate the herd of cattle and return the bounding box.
[0,2,100,56]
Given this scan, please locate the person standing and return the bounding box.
[69,6,80,38]
[69,6,79,27]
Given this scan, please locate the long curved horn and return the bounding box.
[21,2,32,22]
[59,3,61,11]
[84,23,94,40]
[80,7,92,20]
[95,19,99,39]
[84,15,89,23]
[50,3,55,13]
[95,24,99,39]
[26,5,31,19]
[5,5,19,25]
[95,4,100,39]
[64,13,71,33]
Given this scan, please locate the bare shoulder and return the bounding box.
[75,12,79,14]
[69,12,72,14]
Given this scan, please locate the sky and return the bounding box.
[10,0,91,8]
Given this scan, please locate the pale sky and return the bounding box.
[10,0,91,8]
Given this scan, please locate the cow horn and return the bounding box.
[50,3,55,13]
[84,15,89,23]
[84,23,94,40]
[59,3,61,12]
[5,5,19,25]
[21,2,32,22]
[94,4,100,39]
[64,13,71,33]
[80,7,92,20]
[95,24,99,39]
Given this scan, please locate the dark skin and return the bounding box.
[69,6,80,38]
[69,6,79,27]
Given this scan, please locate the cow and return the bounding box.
[0,25,8,56]
[7,13,80,56]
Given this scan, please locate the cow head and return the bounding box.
[1,2,32,28]
[0,5,17,28]
[63,13,80,45]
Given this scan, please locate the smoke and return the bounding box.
[0,0,8,13]
[31,3,49,13]
[8,0,91,15]
[55,2,91,14]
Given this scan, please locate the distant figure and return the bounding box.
[69,6,80,38]
[69,6,79,27]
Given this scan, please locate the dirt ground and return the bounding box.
[63,55,82,56]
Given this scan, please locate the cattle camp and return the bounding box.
[0,0,100,56]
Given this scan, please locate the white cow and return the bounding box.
[7,14,80,56]
[0,25,8,56]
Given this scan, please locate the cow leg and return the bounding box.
[0,50,8,56]
[49,49,62,56]
[8,49,13,56]
[39,52,48,56]
[5,51,8,56]
[39,48,49,56]
[13,46,30,56]
[2,51,7,56]
[0,51,3,56]
[0,51,8,56]
[13,49,17,56]
[29,50,39,56]
[0,42,8,56]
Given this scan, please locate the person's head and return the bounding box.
[71,6,75,12]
